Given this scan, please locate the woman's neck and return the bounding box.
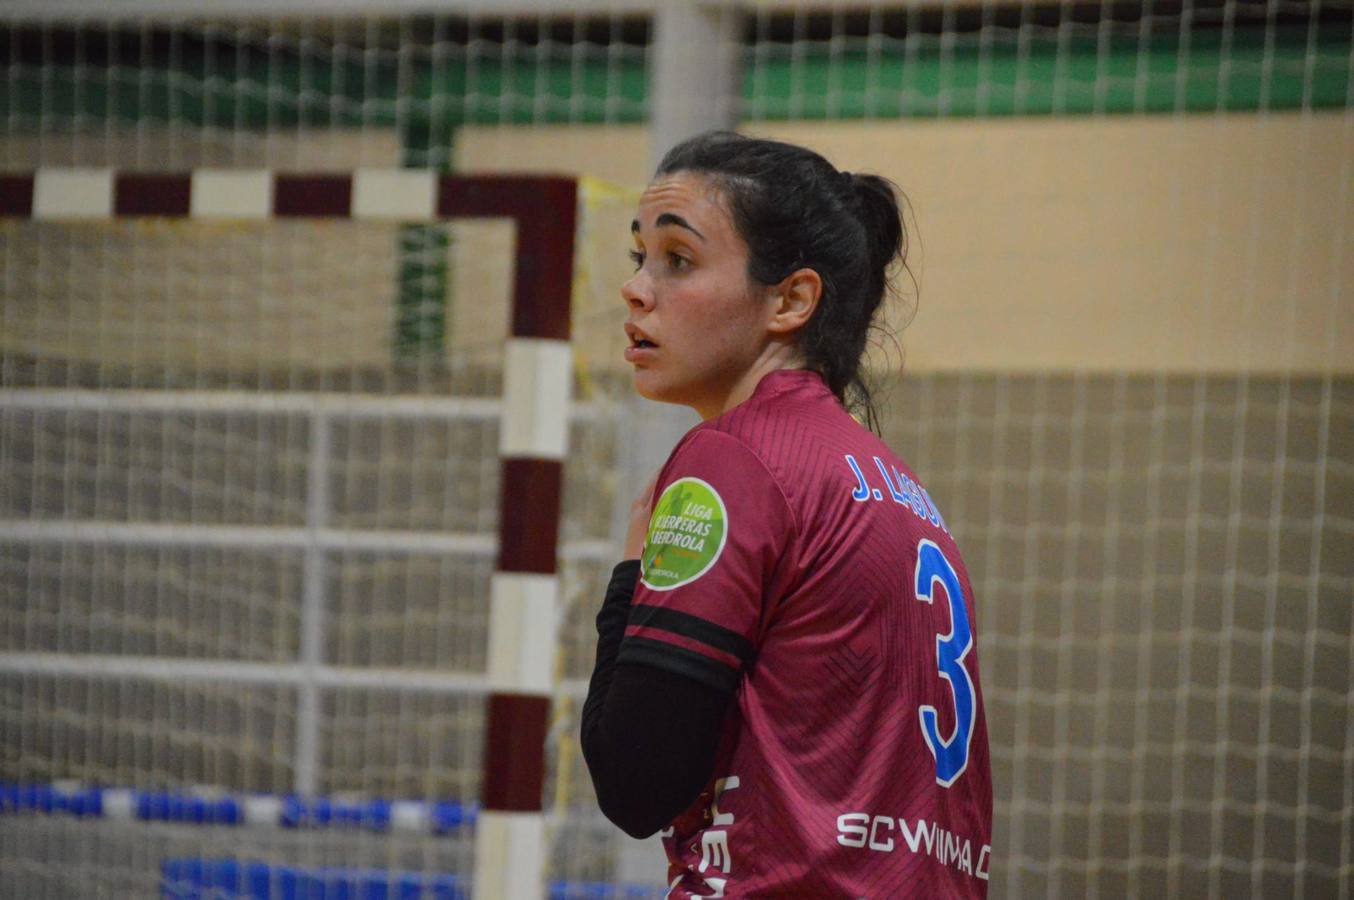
[693,342,806,421]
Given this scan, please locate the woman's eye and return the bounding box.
[628,249,644,270]
[668,253,690,271]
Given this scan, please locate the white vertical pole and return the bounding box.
[612,5,745,545]
[295,409,331,796]
[649,3,745,167]
[603,5,747,884]
[473,338,572,900]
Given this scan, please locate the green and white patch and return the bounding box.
[640,477,728,591]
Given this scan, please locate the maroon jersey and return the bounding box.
[618,369,992,898]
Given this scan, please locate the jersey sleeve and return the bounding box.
[617,428,797,694]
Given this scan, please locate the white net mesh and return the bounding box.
[0,10,648,896]
[2,4,1353,898]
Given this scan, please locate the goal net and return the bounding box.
[2,4,1352,899]
[0,9,649,890]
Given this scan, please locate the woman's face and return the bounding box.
[622,172,781,419]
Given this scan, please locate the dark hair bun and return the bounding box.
[851,173,906,301]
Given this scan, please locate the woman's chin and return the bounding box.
[631,371,685,407]
[630,369,659,398]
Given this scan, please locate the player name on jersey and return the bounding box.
[843,453,951,535]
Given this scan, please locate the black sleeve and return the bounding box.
[579,560,733,839]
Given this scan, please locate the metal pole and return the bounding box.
[649,2,745,168]
[607,5,748,883]
[612,4,747,547]
[295,410,332,797]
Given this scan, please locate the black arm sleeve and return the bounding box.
[580,560,733,839]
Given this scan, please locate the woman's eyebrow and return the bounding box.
[630,213,706,241]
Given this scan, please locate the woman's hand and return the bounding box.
[623,474,659,561]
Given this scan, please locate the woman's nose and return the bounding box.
[621,270,653,310]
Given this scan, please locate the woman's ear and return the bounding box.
[767,268,822,335]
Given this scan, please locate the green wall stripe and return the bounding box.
[747,26,1354,118]
[2,24,1348,131]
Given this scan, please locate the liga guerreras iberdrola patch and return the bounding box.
[640,477,728,591]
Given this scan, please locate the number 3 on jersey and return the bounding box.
[914,539,976,787]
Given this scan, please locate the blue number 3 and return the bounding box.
[914,539,976,787]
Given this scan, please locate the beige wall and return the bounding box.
[5,115,1347,377]
[456,112,1353,375]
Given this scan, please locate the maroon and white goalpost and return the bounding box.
[0,169,577,900]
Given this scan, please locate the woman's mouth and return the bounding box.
[624,324,659,360]
[624,330,659,363]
